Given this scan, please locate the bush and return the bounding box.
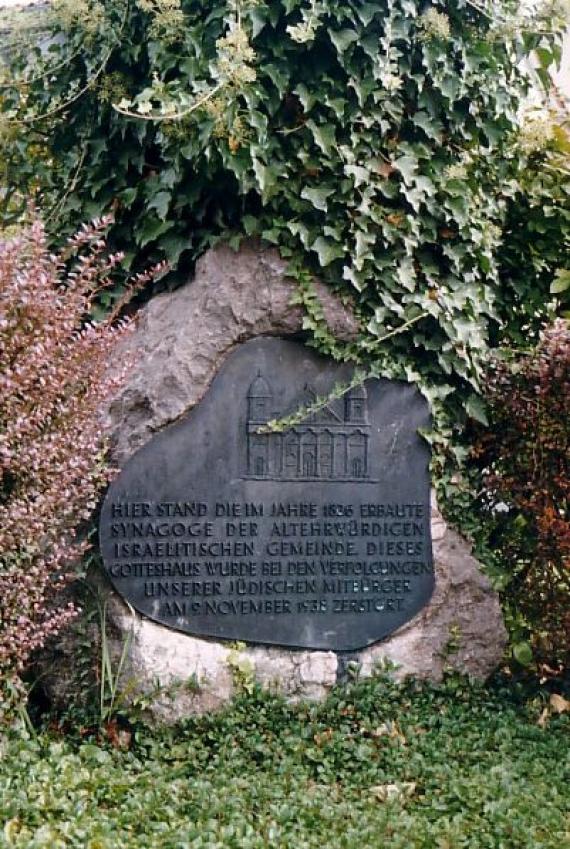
[471,320,570,671]
[0,216,158,721]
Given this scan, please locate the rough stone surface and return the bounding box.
[356,493,507,682]
[103,580,341,719]
[40,242,507,722]
[107,241,359,465]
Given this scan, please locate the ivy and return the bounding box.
[0,0,568,465]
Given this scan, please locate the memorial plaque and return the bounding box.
[99,337,434,651]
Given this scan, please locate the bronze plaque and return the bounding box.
[99,337,434,651]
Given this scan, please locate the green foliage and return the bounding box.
[98,597,136,726]
[1,0,567,455]
[1,674,569,847]
[227,641,256,694]
[497,116,570,342]
[469,320,570,672]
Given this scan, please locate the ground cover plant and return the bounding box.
[1,674,569,849]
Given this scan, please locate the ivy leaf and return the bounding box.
[513,641,534,667]
[343,264,367,292]
[306,119,337,155]
[393,155,418,185]
[348,75,377,106]
[355,2,384,26]
[242,215,260,236]
[250,5,270,37]
[312,236,345,267]
[439,75,459,101]
[288,221,312,248]
[300,186,334,212]
[535,46,554,71]
[294,83,316,113]
[264,62,289,97]
[328,28,359,54]
[323,95,346,118]
[136,215,171,248]
[355,228,375,258]
[550,269,570,294]
[119,187,138,208]
[396,257,416,292]
[147,191,171,221]
[412,111,443,143]
[465,394,488,426]
[446,195,469,226]
[345,164,370,187]
[252,158,280,199]
[249,109,269,140]
[161,233,189,267]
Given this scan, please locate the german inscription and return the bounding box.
[99,338,434,651]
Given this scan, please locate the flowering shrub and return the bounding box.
[0,217,159,720]
[472,320,570,671]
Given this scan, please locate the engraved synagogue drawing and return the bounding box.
[245,373,371,481]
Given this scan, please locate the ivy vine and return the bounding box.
[0,0,568,472]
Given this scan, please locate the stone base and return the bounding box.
[92,493,505,723]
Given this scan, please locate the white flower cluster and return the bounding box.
[419,8,451,40]
[137,0,185,43]
[286,21,317,43]
[286,0,324,45]
[518,114,554,154]
[52,0,105,36]
[445,163,469,180]
[535,0,570,25]
[215,26,257,86]
[380,72,403,93]
[482,221,502,247]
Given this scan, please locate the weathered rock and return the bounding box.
[40,242,507,722]
[107,240,359,465]
[102,580,340,720]
[357,493,507,682]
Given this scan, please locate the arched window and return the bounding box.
[303,450,316,477]
[285,433,299,475]
[351,457,363,478]
[319,430,333,478]
[301,430,317,477]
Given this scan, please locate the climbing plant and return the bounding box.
[0,0,568,454]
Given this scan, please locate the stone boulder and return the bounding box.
[41,241,507,722]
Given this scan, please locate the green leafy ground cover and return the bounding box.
[1,675,568,849]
